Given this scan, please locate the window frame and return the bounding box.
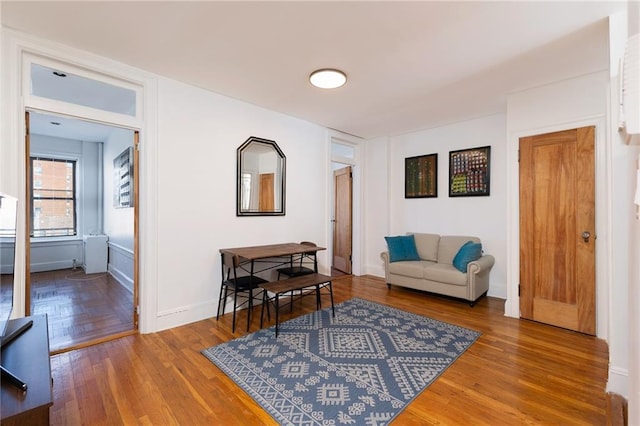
[29,156,78,238]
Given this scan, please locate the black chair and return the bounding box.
[217,250,268,333]
[277,241,318,279]
[276,241,320,311]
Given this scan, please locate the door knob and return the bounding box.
[581,231,591,243]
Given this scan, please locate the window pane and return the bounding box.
[332,143,355,159]
[31,63,136,117]
[31,158,77,237]
[32,199,75,237]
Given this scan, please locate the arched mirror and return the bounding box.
[237,136,286,216]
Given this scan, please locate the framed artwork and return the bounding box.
[449,146,491,197]
[405,153,437,198]
[113,146,134,208]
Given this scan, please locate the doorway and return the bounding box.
[519,126,596,335]
[333,166,352,274]
[26,111,138,352]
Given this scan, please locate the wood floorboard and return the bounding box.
[48,275,608,425]
[30,268,134,352]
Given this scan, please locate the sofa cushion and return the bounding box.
[437,236,481,264]
[385,235,420,262]
[388,260,435,278]
[423,263,468,286]
[452,241,483,272]
[410,233,440,262]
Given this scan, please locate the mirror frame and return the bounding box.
[236,136,286,216]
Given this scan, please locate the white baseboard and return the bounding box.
[155,300,218,332]
[30,260,75,273]
[607,366,629,397]
[366,264,385,278]
[108,264,133,293]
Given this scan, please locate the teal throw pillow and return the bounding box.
[385,235,421,262]
[452,241,483,272]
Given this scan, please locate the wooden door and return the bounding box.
[133,131,140,329]
[333,166,352,274]
[519,126,595,335]
[259,173,274,211]
[25,112,32,315]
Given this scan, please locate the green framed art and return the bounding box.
[405,153,437,198]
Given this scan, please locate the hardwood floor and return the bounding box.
[31,268,134,352]
[48,275,609,425]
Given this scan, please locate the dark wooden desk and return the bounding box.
[220,242,326,277]
[220,242,325,262]
[1,315,53,426]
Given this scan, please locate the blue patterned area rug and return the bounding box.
[202,297,480,425]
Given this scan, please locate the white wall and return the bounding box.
[363,136,390,274]
[103,127,135,290]
[612,4,640,420]
[626,1,640,422]
[364,114,508,298]
[103,127,135,250]
[153,76,329,331]
[628,142,640,424]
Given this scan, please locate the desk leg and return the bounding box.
[315,284,321,310]
[260,291,266,328]
[328,281,335,318]
[247,260,257,332]
[275,293,280,337]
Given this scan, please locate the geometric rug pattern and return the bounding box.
[202,298,480,425]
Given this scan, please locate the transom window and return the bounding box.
[30,157,77,237]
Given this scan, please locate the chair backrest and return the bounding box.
[301,241,317,252]
[220,250,240,281]
[300,241,318,268]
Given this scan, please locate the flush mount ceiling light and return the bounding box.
[309,69,347,89]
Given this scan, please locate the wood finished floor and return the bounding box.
[49,275,609,425]
[31,268,134,352]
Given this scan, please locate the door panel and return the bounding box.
[25,112,32,315]
[259,173,275,211]
[333,166,352,274]
[133,131,140,329]
[519,126,595,335]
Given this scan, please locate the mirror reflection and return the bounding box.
[237,137,285,216]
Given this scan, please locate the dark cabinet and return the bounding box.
[1,316,53,425]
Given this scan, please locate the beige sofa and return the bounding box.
[380,233,495,305]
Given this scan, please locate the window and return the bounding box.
[30,157,77,237]
[30,63,137,117]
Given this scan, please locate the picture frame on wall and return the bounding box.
[448,146,491,197]
[405,153,438,198]
[113,146,134,208]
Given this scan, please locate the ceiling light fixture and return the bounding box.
[52,71,67,77]
[50,121,61,126]
[309,69,347,89]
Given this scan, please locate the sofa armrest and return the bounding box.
[467,254,495,274]
[380,252,391,281]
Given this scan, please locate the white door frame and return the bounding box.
[327,130,363,276]
[2,29,159,333]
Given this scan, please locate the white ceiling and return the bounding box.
[1,1,627,140]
